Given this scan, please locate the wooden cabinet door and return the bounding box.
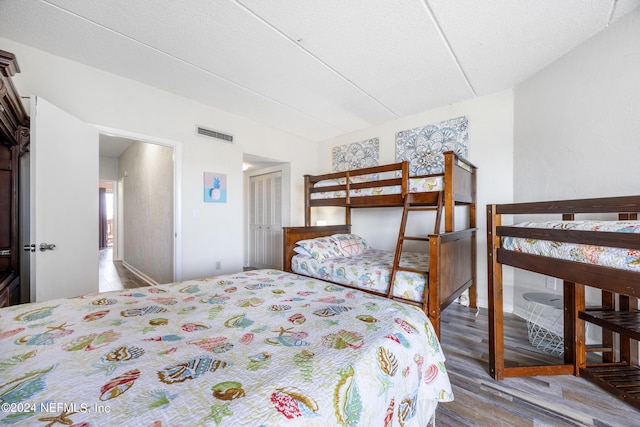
[0,144,16,280]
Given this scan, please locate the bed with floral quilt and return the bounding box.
[290,235,431,304]
[0,269,452,426]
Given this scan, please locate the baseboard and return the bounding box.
[121,261,159,286]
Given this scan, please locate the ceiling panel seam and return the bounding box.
[607,0,618,26]
[235,0,400,119]
[39,0,346,134]
[422,0,477,97]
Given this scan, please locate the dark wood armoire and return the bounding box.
[0,50,29,307]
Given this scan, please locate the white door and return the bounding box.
[249,171,282,269]
[29,97,99,302]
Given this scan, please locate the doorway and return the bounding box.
[244,154,290,270]
[98,129,181,291]
[248,171,282,269]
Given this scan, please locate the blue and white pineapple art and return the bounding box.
[210,177,221,200]
[204,172,227,203]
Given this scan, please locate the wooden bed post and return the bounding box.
[444,152,454,232]
[565,281,585,375]
[487,204,504,379]
[304,175,311,227]
[469,164,477,309]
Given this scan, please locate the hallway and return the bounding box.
[99,247,149,291]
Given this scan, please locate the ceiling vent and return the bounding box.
[196,125,234,143]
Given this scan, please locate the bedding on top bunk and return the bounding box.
[291,233,429,303]
[311,175,443,200]
[0,269,452,426]
[502,221,640,271]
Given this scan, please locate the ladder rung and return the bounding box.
[406,207,438,211]
[585,344,614,353]
[402,236,429,241]
[396,266,427,275]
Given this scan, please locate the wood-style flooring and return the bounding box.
[435,304,638,427]
[99,247,149,291]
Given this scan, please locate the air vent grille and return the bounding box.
[196,126,234,143]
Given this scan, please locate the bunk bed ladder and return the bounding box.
[387,192,444,298]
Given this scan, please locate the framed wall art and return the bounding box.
[396,116,468,176]
[204,172,227,203]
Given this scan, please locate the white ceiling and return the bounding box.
[1,0,638,143]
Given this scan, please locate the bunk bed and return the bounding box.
[0,269,452,426]
[487,195,640,409]
[283,151,478,337]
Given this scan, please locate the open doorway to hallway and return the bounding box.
[98,180,145,291]
[99,133,176,291]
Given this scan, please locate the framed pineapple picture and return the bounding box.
[204,172,227,203]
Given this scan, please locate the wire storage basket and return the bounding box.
[523,292,564,356]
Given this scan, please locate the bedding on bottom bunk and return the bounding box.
[0,269,452,426]
[502,221,640,271]
[292,249,429,302]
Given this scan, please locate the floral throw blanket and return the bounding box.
[503,221,640,272]
[292,249,429,303]
[0,269,452,426]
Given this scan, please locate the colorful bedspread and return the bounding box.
[0,269,452,426]
[292,249,429,303]
[311,176,443,200]
[503,221,640,271]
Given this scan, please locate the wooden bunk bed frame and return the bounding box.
[302,151,476,233]
[487,195,640,409]
[283,151,478,337]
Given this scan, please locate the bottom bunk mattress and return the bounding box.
[292,249,429,303]
[503,221,640,271]
[0,269,452,426]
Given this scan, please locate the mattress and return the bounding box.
[311,176,443,200]
[502,221,640,271]
[0,269,452,426]
[292,248,429,303]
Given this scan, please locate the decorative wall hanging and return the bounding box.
[204,172,227,203]
[395,116,468,176]
[332,138,379,172]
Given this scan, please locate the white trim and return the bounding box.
[121,260,159,286]
[93,124,183,282]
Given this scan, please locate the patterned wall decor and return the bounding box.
[395,116,468,176]
[332,138,379,171]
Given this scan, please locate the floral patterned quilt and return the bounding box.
[292,249,429,303]
[311,176,443,200]
[0,269,452,426]
[503,221,640,271]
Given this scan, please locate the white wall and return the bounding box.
[119,141,174,283]
[316,89,516,309]
[2,38,317,281]
[98,156,118,181]
[511,9,640,317]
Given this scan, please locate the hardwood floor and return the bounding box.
[99,247,149,291]
[436,304,638,427]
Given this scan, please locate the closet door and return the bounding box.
[249,171,282,269]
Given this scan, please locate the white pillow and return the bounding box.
[293,246,311,256]
[295,236,343,260]
[332,234,369,257]
[314,178,346,188]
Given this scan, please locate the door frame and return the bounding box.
[95,125,183,281]
[244,163,290,270]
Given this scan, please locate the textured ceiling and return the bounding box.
[1,0,638,142]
